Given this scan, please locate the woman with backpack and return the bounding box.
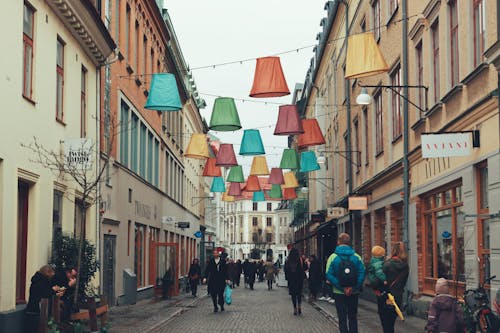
[425,278,464,333]
[285,248,306,315]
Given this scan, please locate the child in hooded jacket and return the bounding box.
[425,278,464,333]
[367,245,387,294]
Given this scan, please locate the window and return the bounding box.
[415,42,424,118]
[74,199,87,239]
[56,38,65,121]
[476,162,490,284]
[252,232,258,243]
[115,0,120,44]
[125,5,130,60]
[130,113,139,172]
[373,0,381,41]
[17,181,29,303]
[252,217,258,226]
[134,224,145,287]
[135,21,139,71]
[147,132,153,182]
[142,35,147,75]
[127,221,131,256]
[23,2,34,99]
[473,0,485,67]
[267,203,272,211]
[354,119,360,171]
[139,123,147,177]
[266,217,272,227]
[266,233,272,243]
[252,202,258,211]
[389,0,398,16]
[128,188,132,203]
[154,140,159,186]
[363,108,369,165]
[374,92,383,154]
[52,190,63,252]
[449,0,459,86]
[360,18,366,32]
[120,101,129,166]
[343,132,349,183]
[431,20,440,103]
[81,67,87,137]
[240,233,243,242]
[391,65,402,139]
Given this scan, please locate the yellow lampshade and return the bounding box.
[345,32,389,79]
[184,133,209,159]
[283,171,299,188]
[250,156,270,176]
[222,192,235,202]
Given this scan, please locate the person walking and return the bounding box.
[425,278,464,333]
[188,258,201,297]
[285,248,306,315]
[235,259,242,287]
[227,259,238,288]
[308,254,322,302]
[265,257,276,291]
[326,233,365,333]
[246,260,257,290]
[378,241,409,333]
[203,250,229,312]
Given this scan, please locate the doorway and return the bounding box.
[17,181,29,304]
[103,234,116,305]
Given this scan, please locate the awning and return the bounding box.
[316,218,337,234]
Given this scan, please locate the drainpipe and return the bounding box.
[96,67,102,295]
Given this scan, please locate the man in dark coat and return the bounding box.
[52,267,77,321]
[203,250,229,312]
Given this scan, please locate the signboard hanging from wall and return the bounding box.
[348,196,368,210]
[421,133,472,158]
[64,138,93,170]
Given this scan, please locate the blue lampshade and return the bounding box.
[300,151,320,172]
[252,191,265,202]
[239,129,265,155]
[144,73,182,111]
[210,177,226,193]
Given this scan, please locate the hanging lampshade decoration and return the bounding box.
[227,165,245,183]
[210,177,226,193]
[245,175,262,192]
[300,151,321,173]
[280,149,300,169]
[268,168,285,184]
[144,73,182,111]
[252,191,266,202]
[215,144,238,167]
[228,182,242,196]
[184,133,209,159]
[208,97,242,131]
[298,119,326,148]
[239,129,265,155]
[283,171,299,188]
[345,32,389,79]
[268,184,283,199]
[202,158,222,177]
[274,104,304,135]
[283,187,297,200]
[249,56,290,98]
[222,191,235,202]
[250,156,270,176]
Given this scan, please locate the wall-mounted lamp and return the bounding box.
[191,193,215,206]
[316,150,361,168]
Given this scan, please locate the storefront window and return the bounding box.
[477,162,490,284]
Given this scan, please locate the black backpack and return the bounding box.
[337,255,358,287]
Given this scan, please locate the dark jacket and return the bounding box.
[228,263,238,280]
[326,245,366,294]
[285,260,305,296]
[204,258,228,294]
[26,272,54,314]
[367,256,387,290]
[383,256,409,305]
[308,260,322,287]
[425,294,464,333]
[188,263,201,281]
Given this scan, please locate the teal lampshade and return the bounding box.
[239,129,265,155]
[280,149,299,169]
[144,73,182,111]
[300,151,320,172]
[209,97,242,131]
[268,184,283,198]
[252,191,266,202]
[227,165,245,183]
[210,177,226,193]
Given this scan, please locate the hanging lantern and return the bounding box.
[345,32,389,79]
[227,165,245,183]
[274,104,304,135]
[239,129,265,155]
[215,144,238,167]
[250,156,270,176]
[144,73,183,111]
[283,187,297,200]
[202,158,222,177]
[300,151,321,173]
[268,168,285,184]
[280,149,300,169]
[210,177,226,193]
[252,191,266,202]
[249,56,290,98]
[268,184,283,198]
[208,97,242,131]
[283,172,299,188]
[245,175,262,192]
[228,182,242,196]
[222,191,235,202]
[298,119,326,148]
[184,133,209,159]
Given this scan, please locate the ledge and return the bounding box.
[126,63,134,74]
[426,102,442,117]
[102,218,120,226]
[461,63,489,85]
[386,6,399,27]
[411,117,426,131]
[441,84,463,103]
[392,133,402,144]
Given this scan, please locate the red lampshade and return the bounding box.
[274,104,304,135]
[202,158,222,177]
[268,168,285,185]
[283,187,297,200]
[249,57,290,98]
[245,175,262,192]
[216,144,238,167]
[298,119,326,148]
[228,182,242,196]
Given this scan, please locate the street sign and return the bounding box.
[176,221,190,229]
[194,231,202,238]
[348,196,368,210]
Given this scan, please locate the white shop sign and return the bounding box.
[64,138,93,170]
[421,133,472,158]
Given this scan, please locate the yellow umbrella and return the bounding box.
[386,293,405,321]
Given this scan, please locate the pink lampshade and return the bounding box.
[228,182,242,196]
[268,168,285,185]
[274,104,304,135]
[215,144,238,167]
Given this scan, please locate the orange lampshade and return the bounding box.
[283,187,297,200]
[245,175,262,192]
[249,56,290,98]
[298,119,326,148]
[202,158,222,177]
[345,32,389,79]
[222,192,235,202]
[184,133,209,159]
[249,156,270,176]
[283,172,299,188]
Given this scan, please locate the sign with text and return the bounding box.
[64,138,93,170]
[348,196,368,210]
[421,133,472,158]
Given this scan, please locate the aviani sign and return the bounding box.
[64,138,93,170]
[421,133,472,158]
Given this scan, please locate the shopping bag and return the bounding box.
[224,284,232,305]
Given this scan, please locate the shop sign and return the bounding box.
[64,138,93,170]
[348,196,368,210]
[421,133,472,158]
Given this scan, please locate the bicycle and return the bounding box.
[463,275,499,333]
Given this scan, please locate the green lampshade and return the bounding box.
[280,148,299,169]
[209,97,242,131]
[300,151,320,172]
[227,165,245,183]
[252,191,265,202]
[268,184,283,198]
[239,129,265,155]
[144,73,182,111]
[210,177,226,193]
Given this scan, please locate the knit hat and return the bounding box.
[371,245,386,258]
[435,278,449,294]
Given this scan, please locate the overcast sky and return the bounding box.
[165,1,327,174]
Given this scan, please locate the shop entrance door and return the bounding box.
[150,242,179,296]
